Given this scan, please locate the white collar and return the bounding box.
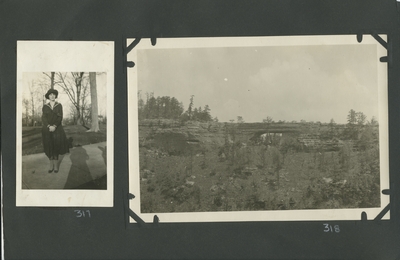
[46,102,59,109]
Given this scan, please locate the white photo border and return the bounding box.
[16,41,114,207]
[128,35,389,222]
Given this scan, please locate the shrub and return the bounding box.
[338,142,353,171]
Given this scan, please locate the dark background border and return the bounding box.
[1,1,400,259]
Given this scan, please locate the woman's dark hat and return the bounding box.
[45,89,58,99]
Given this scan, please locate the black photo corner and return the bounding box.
[1,0,400,259]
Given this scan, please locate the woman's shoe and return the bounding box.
[48,168,54,173]
[54,169,59,173]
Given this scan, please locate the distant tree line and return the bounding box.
[261,109,378,126]
[138,91,184,119]
[343,109,378,141]
[138,92,214,122]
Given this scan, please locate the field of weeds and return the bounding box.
[139,122,381,213]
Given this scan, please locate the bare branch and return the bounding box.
[56,72,78,107]
[43,72,51,79]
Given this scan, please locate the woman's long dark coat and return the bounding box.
[41,102,69,158]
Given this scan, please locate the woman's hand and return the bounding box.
[49,126,56,132]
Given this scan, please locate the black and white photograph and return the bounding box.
[128,35,389,222]
[16,41,114,207]
[21,72,107,189]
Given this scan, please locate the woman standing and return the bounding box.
[42,89,69,173]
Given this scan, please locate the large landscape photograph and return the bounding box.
[129,36,388,220]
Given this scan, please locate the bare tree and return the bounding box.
[80,78,91,126]
[22,98,30,126]
[27,78,47,126]
[37,75,51,105]
[263,116,274,123]
[28,80,36,126]
[48,72,87,125]
[68,103,78,124]
[87,72,100,132]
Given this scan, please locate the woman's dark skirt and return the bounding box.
[42,126,70,159]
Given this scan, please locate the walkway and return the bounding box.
[21,142,107,189]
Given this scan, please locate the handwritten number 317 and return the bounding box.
[75,210,91,218]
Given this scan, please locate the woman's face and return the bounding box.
[49,93,56,101]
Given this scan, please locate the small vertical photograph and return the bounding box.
[17,41,114,207]
[128,35,389,222]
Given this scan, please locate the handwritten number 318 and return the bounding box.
[323,224,340,233]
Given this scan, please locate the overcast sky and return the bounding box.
[137,44,379,124]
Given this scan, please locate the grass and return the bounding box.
[22,124,107,155]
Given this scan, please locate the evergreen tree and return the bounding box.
[347,109,357,125]
[188,95,194,120]
[368,116,378,126]
[193,107,199,120]
[138,91,145,120]
[356,112,367,125]
[202,105,212,122]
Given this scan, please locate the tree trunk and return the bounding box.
[87,72,100,132]
[50,72,55,89]
[25,107,29,127]
[74,72,84,126]
[31,95,35,126]
[76,106,83,125]
[81,108,86,127]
